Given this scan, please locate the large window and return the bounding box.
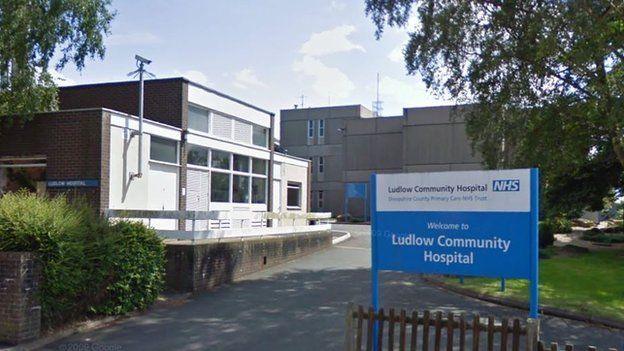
[287,182,302,209]
[233,154,250,172]
[211,172,230,202]
[318,119,325,137]
[150,136,178,164]
[307,120,314,138]
[252,125,268,147]
[188,105,210,133]
[233,175,250,203]
[187,145,209,167]
[252,178,266,204]
[211,150,230,169]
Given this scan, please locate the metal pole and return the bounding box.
[267,113,275,226]
[370,174,379,351]
[137,62,144,178]
[529,168,540,319]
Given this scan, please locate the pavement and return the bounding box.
[42,224,624,350]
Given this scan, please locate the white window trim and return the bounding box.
[286,182,302,210]
[307,120,314,139]
[318,119,325,138]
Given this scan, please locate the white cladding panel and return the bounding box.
[376,169,531,212]
[186,169,209,230]
[147,162,179,229]
[233,119,252,143]
[212,113,232,139]
[188,85,271,128]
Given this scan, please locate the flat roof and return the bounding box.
[60,77,275,117]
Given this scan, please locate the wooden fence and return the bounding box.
[344,304,617,351]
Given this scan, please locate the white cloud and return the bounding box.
[299,25,365,57]
[388,44,404,63]
[292,56,355,100]
[107,32,162,46]
[173,70,210,86]
[233,68,268,90]
[329,0,346,11]
[378,75,452,113]
[48,69,76,86]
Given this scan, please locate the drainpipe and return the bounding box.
[267,113,275,226]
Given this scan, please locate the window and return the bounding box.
[307,120,314,138]
[252,158,267,175]
[252,125,268,147]
[212,113,232,139]
[318,119,325,137]
[150,136,178,164]
[233,120,252,143]
[188,105,210,133]
[287,182,302,209]
[211,172,230,202]
[187,145,209,167]
[252,177,266,204]
[318,156,324,174]
[318,190,324,209]
[233,175,250,203]
[233,154,250,172]
[211,150,230,169]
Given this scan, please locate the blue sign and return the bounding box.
[345,182,367,199]
[371,169,539,319]
[46,179,100,188]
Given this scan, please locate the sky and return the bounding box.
[53,0,452,117]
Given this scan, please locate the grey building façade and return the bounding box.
[279,104,483,219]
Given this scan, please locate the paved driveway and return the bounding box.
[44,225,623,350]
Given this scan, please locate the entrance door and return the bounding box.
[148,162,179,230]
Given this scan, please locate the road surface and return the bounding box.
[44,225,623,350]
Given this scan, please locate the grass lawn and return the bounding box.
[442,249,624,321]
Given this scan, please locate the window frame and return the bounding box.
[318,156,324,174]
[307,120,314,138]
[286,181,302,210]
[318,190,324,209]
[318,119,325,138]
[149,135,179,165]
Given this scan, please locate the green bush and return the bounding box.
[539,220,555,248]
[581,228,624,244]
[86,221,165,315]
[0,192,165,327]
[551,217,573,234]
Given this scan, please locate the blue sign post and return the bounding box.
[370,169,539,341]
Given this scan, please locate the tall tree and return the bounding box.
[0,0,115,123]
[366,0,624,216]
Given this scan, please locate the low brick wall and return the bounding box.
[165,230,332,292]
[0,252,41,345]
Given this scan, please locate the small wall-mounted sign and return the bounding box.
[46,179,100,188]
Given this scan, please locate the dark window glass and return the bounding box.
[252,177,266,204]
[252,158,267,175]
[188,105,210,133]
[211,150,230,169]
[150,136,177,164]
[233,175,250,203]
[210,172,230,202]
[233,154,250,172]
[187,145,208,166]
[252,125,268,147]
[287,182,301,208]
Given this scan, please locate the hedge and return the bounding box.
[0,191,165,327]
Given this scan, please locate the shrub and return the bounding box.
[551,217,573,234]
[539,220,555,248]
[0,192,165,327]
[86,221,165,315]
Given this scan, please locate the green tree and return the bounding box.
[366,1,624,217]
[0,0,115,123]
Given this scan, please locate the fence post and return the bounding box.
[344,302,354,351]
[526,318,540,351]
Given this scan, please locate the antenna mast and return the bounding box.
[372,72,383,117]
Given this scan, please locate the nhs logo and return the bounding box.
[492,179,520,192]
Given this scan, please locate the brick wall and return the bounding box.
[0,109,109,211]
[0,252,41,345]
[165,231,333,292]
[58,78,186,128]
